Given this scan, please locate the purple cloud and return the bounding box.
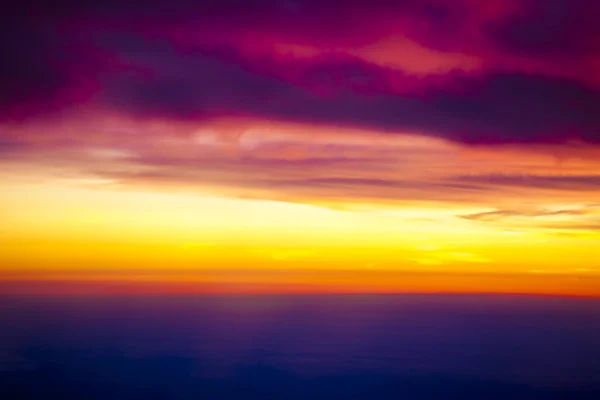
[485,0,600,60]
[1,0,599,147]
[99,40,600,145]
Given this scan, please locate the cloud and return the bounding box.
[0,21,66,120]
[460,209,522,221]
[94,166,490,204]
[1,1,598,147]
[457,205,600,235]
[485,0,600,60]
[543,223,600,231]
[460,208,589,221]
[1,2,599,235]
[97,39,600,145]
[457,174,600,191]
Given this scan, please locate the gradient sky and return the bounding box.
[1,0,599,296]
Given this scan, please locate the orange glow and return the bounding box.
[1,126,599,298]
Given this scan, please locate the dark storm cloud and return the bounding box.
[485,0,600,59]
[0,21,68,120]
[100,39,600,144]
[1,0,599,146]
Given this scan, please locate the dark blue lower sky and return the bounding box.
[1,294,600,399]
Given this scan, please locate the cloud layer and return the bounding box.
[1,0,600,238]
[1,0,599,145]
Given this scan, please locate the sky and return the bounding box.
[1,0,599,296]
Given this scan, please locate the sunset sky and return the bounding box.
[1,0,599,296]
